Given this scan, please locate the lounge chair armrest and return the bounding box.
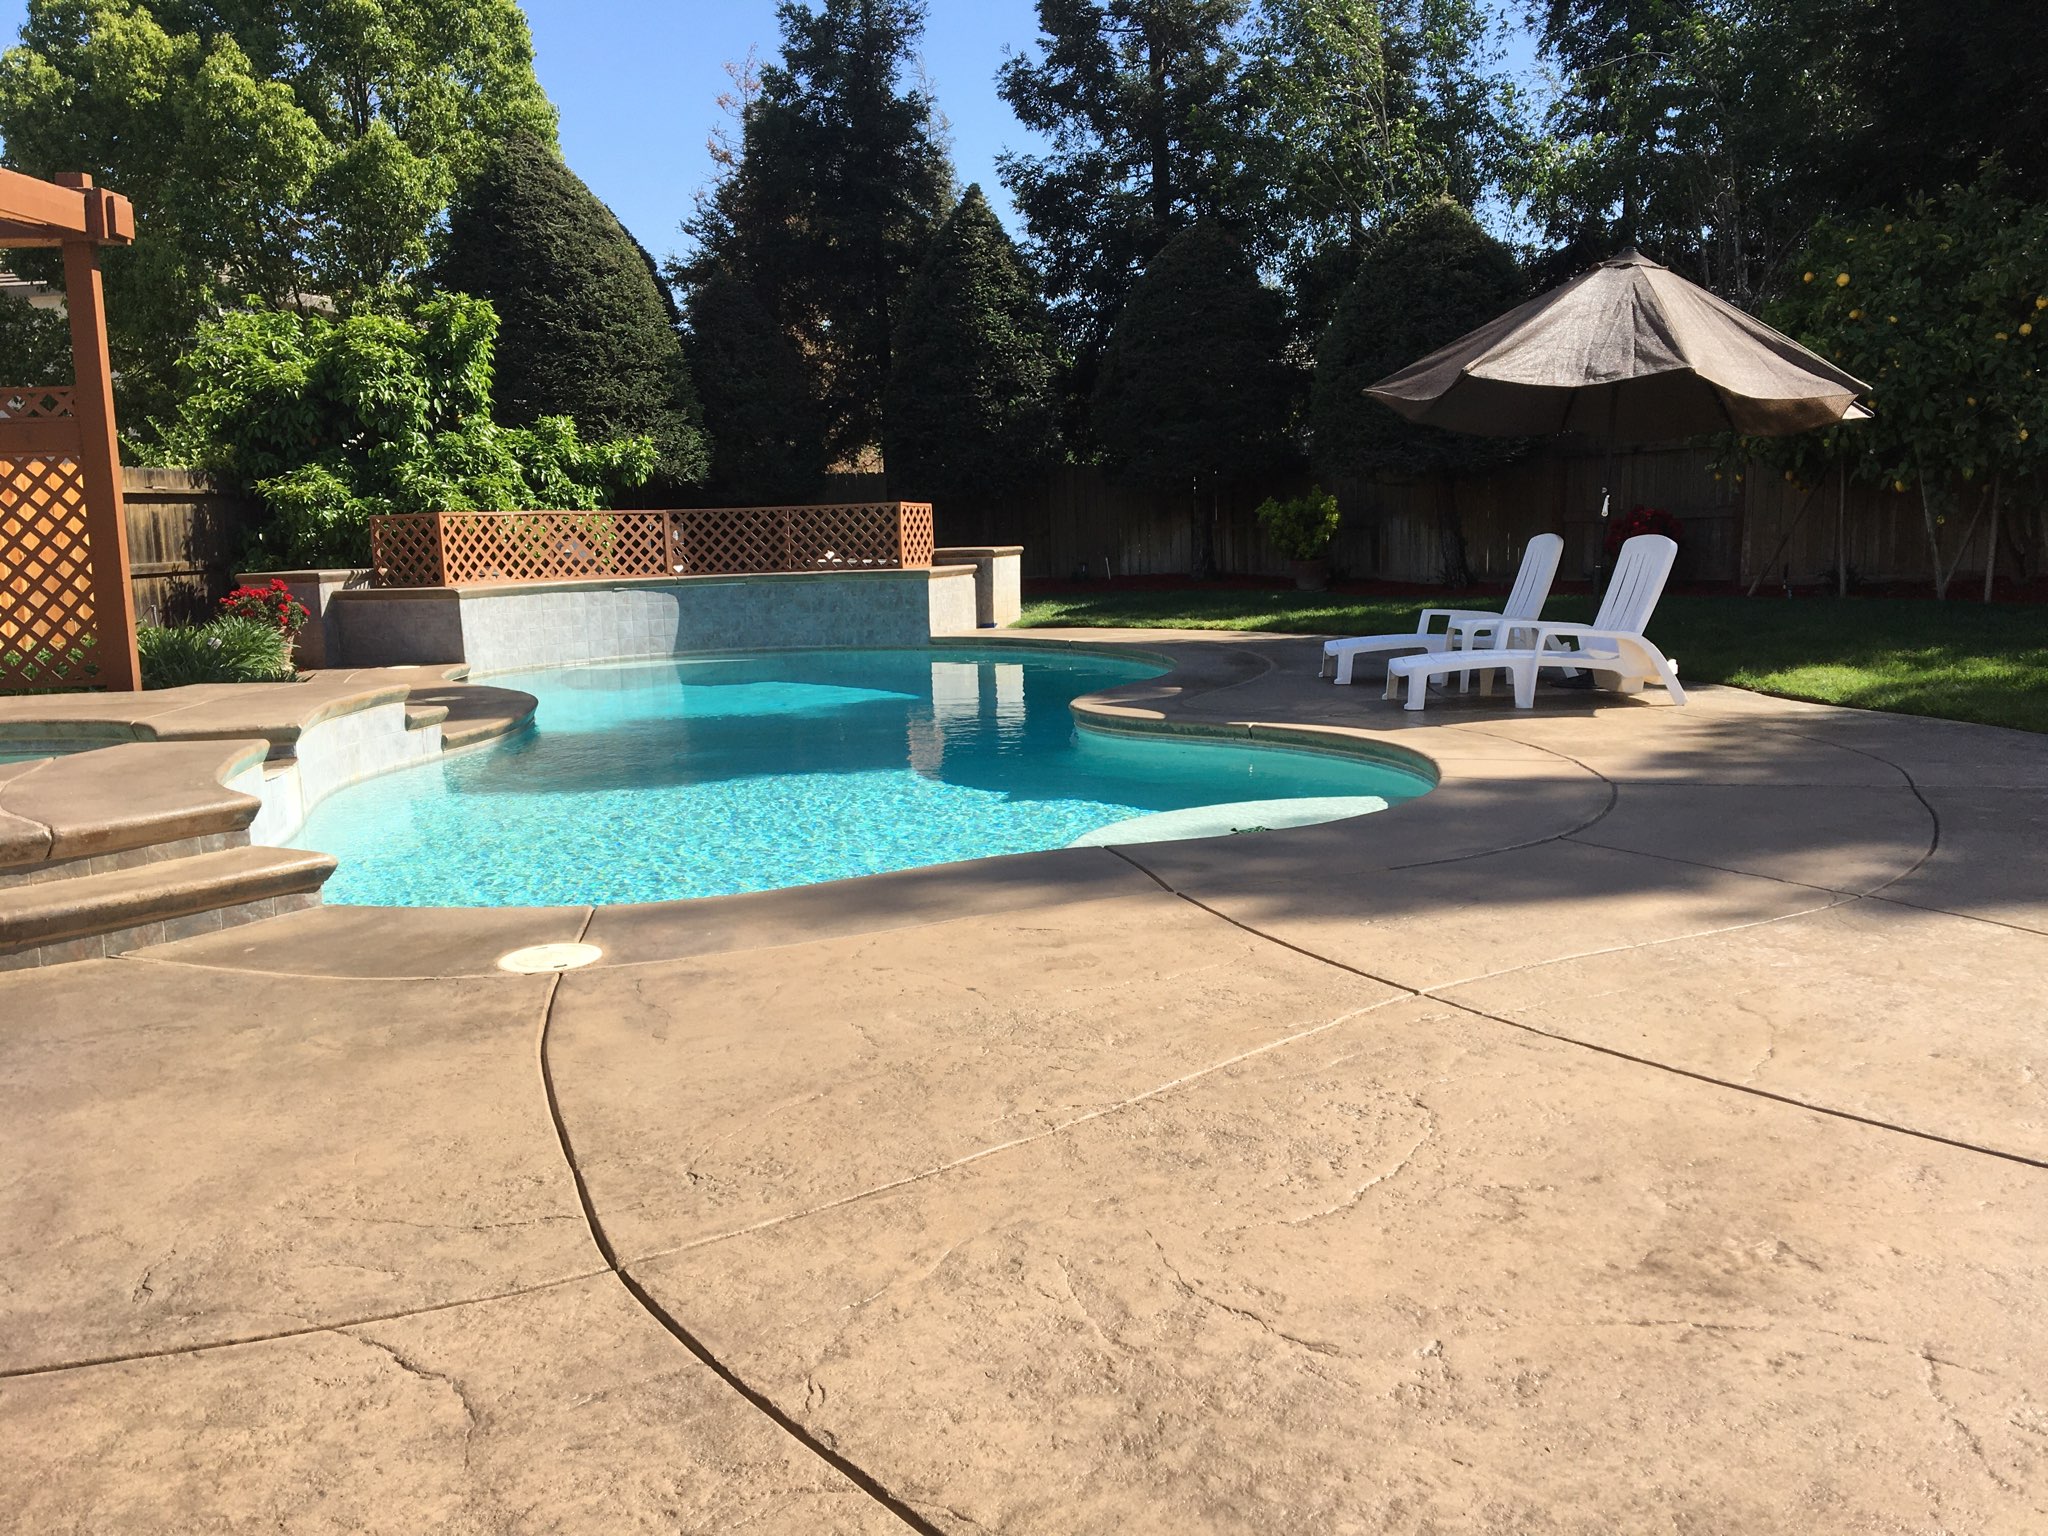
[1417,607,1501,633]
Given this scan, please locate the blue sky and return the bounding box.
[525,0,1051,259]
[0,0,1544,260]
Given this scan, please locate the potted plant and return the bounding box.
[1255,487,1342,591]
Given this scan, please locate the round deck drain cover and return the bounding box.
[497,942,603,974]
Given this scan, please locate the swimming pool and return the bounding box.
[294,648,1431,907]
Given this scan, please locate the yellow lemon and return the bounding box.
[1784,469,1795,481]
[1996,331,2009,341]
[1967,396,1978,406]
[1849,308,1862,319]
[1893,480,1906,492]
[1803,272,1814,283]
[1883,223,1893,232]
[2037,296,2046,309]
[1887,315,1897,323]
[1835,272,1850,286]
[2024,323,2035,336]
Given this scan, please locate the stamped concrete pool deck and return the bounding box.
[2,629,2044,1534]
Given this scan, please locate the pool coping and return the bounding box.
[0,632,1621,941]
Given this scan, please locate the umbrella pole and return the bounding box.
[1596,385,1618,593]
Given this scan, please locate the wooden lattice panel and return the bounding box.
[897,503,935,568]
[0,387,75,420]
[369,504,937,587]
[371,514,445,586]
[0,455,101,690]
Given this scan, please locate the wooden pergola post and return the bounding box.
[0,166,139,691]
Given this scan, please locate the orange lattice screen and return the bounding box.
[369,503,936,587]
[0,388,105,690]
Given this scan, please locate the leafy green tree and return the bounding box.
[0,0,556,418]
[883,185,1061,515]
[684,261,829,502]
[1092,221,1293,574]
[1310,199,1523,584]
[1762,173,2048,598]
[1244,0,1526,331]
[439,134,706,489]
[997,0,1252,360]
[685,0,953,463]
[0,292,73,384]
[151,293,655,566]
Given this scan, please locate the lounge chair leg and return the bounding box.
[1405,670,1429,711]
[1513,662,1537,709]
[1334,652,1353,685]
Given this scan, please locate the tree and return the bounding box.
[0,292,72,385]
[1243,0,1526,336]
[1092,221,1293,574]
[883,185,1061,516]
[0,0,556,419]
[684,261,829,502]
[1310,199,1523,584]
[439,134,706,489]
[149,293,656,566]
[997,0,1252,361]
[1762,173,2048,598]
[684,0,953,464]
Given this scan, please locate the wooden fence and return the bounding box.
[123,467,247,625]
[921,448,2035,591]
[369,503,936,587]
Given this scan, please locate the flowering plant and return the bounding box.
[1603,504,1684,560]
[220,577,310,637]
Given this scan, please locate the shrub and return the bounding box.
[220,578,310,636]
[1604,504,1685,559]
[439,134,707,491]
[137,617,296,689]
[148,292,658,567]
[1255,487,1342,560]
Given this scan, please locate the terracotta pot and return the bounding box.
[1290,557,1330,592]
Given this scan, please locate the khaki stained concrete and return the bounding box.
[2,628,2045,1533]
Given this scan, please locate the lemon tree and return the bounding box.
[1765,172,2048,596]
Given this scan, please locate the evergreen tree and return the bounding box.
[0,0,558,421]
[997,0,1252,361]
[686,0,953,464]
[1092,221,1292,574]
[1311,199,1522,583]
[684,261,828,502]
[439,134,706,488]
[883,186,1060,515]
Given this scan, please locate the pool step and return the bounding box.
[0,845,336,971]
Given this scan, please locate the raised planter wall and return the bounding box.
[333,566,982,673]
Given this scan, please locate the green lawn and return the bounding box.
[1016,587,2048,734]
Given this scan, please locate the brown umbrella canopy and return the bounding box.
[1366,250,1871,439]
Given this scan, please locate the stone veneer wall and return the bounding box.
[334,567,984,673]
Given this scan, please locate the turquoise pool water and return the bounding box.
[295,648,1431,907]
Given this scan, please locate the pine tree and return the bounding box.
[1092,221,1293,574]
[997,0,1252,360]
[883,186,1060,515]
[692,0,954,464]
[684,262,828,502]
[1311,199,1523,582]
[439,134,707,488]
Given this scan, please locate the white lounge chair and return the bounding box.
[1321,532,1563,685]
[1383,533,1685,711]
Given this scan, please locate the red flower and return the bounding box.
[1603,504,1685,559]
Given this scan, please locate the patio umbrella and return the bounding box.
[1367,248,1871,580]
[1366,249,1871,440]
